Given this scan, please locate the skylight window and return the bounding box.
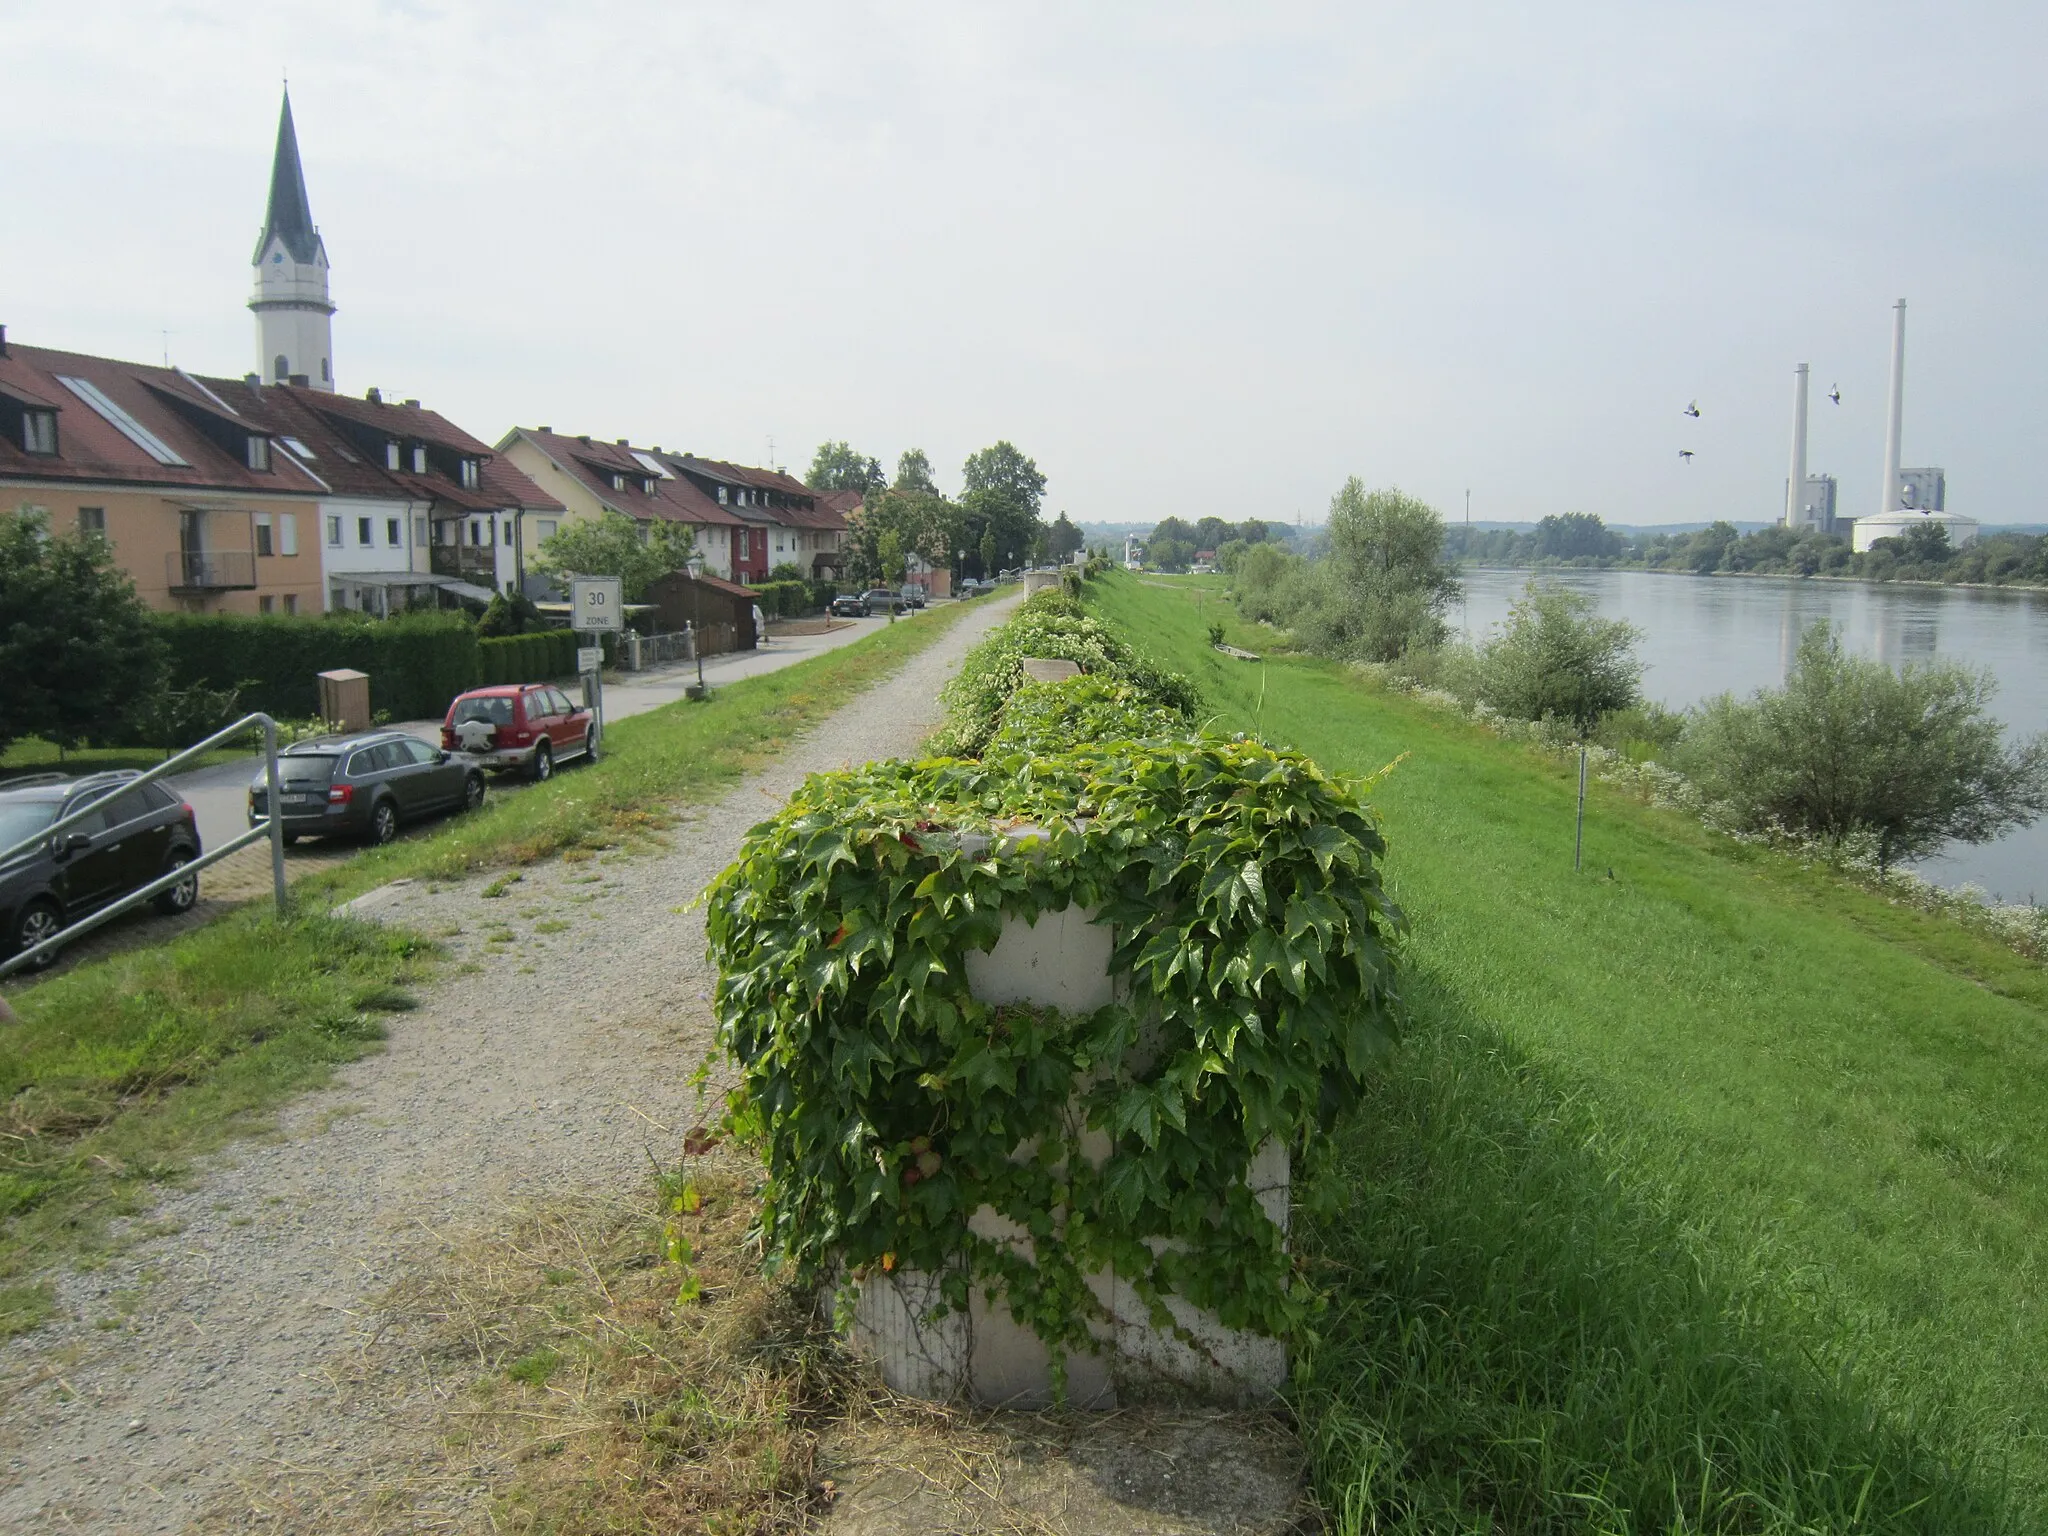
[55,376,189,465]
[629,451,673,479]
[281,436,316,459]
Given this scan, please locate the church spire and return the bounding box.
[254,88,322,266]
[249,86,335,389]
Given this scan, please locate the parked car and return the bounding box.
[441,684,597,781]
[829,593,868,618]
[1,771,202,969]
[249,731,487,846]
[862,587,907,615]
[900,585,928,609]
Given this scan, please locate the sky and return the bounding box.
[8,2,2047,528]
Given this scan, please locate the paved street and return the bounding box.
[169,607,950,855]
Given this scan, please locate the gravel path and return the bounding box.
[0,593,1016,1533]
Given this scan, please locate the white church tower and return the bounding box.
[249,89,335,390]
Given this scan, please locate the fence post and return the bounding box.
[265,715,288,913]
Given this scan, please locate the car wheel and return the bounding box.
[532,742,554,782]
[368,799,399,845]
[10,899,63,970]
[462,773,486,813]
[282,832,300,847]
[153,850,199,915]
[583,728,600,764]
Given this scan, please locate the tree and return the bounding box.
[1900,519,1954,564]
[1531,512,1624,562]
[476,588,545,636]
[1685,521,1740,575]
[979,529,997,575]
[1675,622,2048,872]
[961,441,1047,518]
[845,487,961,584]
[806,441,887,496]
[1047,512,1084,561]
[877,529,907,585]
[0,510,164,755]
[895,448,939,495]
[535,510,695,602]
[1320,480,1462,662]
[1479,581,1643,735]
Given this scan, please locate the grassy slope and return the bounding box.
[1089,572,2048,1533]
[0,604,976,1327]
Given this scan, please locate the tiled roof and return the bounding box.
[508,428,746,528]
[0,340,558,513]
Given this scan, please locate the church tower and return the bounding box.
[249,89,335,390]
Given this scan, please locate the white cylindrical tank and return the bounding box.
[1785,364,1809,528]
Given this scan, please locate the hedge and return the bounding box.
[985,676,1192,757]
[152,611,574,725]
[747,579,816,619]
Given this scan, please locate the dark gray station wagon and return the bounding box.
[248,731,486,845]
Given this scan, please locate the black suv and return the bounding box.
[248,730,486,845]
[0,772,203,969]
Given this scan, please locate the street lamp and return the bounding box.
[687,551,708,698]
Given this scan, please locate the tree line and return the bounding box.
[1227,480,2048,876]
[806,439,1073,586]
[1447,512,2048,588]
[1134,516,1295,574]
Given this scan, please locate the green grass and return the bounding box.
[1087,571,2048,1532]
[0,604,978,1311]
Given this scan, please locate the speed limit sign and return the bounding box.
[570,576,622,632]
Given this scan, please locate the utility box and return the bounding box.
[317,669,371,734]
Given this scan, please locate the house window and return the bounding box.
[385,441,401,470]
[77,507,105,538]
[320,357,330,383]
[274,353,290,381]
[327,515,343,548]
[259,594,275,614]
[536,518,558,541]
[357,516,373,546]
[22,410,57,455]
[280,512,297,555]
[414,516,428,547]
[610,473,625,490]
[716,486,727,504]
[501,521,514,546]
[387,517,401,547]
[284,593,298,615]
[255,514,275,557]
[412,445,427,474]
[247,435,272,471]
[460,459,480,489]
[469,520,483,546]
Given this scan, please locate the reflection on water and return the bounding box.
[1455,568,2048,902]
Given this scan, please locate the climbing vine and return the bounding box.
[704,732,1405,1362]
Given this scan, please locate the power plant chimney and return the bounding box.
[1878,299,1906,514]
[1785,363,1809,529]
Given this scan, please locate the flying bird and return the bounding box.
[1684,400,1701,418]
[1678,449,1695,461]
[1829,384,1841,404]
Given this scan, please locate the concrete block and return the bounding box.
[1020,656,1083,683]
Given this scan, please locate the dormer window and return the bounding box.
[22,410,57,455]
[411,445,428,474]
[717,486,727,504]
[459,458,480,490]
[385,440,401,470]
[642,478,656,495]
[610,473,625,491]
[246,435,272,472]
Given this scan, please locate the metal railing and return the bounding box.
[0,713,288,979]
[166,550,258,591]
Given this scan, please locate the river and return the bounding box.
[1452,567,2048,901]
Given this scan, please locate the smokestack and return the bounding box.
[1785,364,1809,529]
[1879,299,1906,514]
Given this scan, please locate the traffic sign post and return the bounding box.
[570,578,621,742]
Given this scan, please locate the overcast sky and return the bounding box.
[9,2,2046,527]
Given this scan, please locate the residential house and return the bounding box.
[0,331,557,615]
[497,430,848,587]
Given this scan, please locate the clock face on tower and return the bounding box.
[272,253,285,264]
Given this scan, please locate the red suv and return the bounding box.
[441,684,598,781]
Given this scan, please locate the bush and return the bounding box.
[985,677,1193,757]
[1476,580,1643,736]
[705,735,1405,1364]
[929,590,1201,757]
[747,580,815,620]
[477,630,577,687]
[1674,621,2048,871]
[154,610,481,723]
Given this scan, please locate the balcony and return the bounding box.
[167,550,257,592]
[429,545,500,581]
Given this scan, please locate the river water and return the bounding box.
[1452,567,2048,901]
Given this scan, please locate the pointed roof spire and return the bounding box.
[254,88,322,266]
